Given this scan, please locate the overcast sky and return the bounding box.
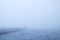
[0,0,60,29]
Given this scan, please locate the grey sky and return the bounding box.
[0,0,60,29]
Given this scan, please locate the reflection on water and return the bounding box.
[0,29,60,40]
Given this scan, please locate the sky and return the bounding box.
[0,0,60,30]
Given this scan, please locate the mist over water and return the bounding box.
[0,0,60,29]
[0,0,60,40]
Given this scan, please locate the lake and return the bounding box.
[0,29,60,40]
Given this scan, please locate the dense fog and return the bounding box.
[0,0,60,40]
[0,0,60,30]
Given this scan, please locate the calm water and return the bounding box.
[0,29,60,40]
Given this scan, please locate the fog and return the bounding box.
[0,0,60,30]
